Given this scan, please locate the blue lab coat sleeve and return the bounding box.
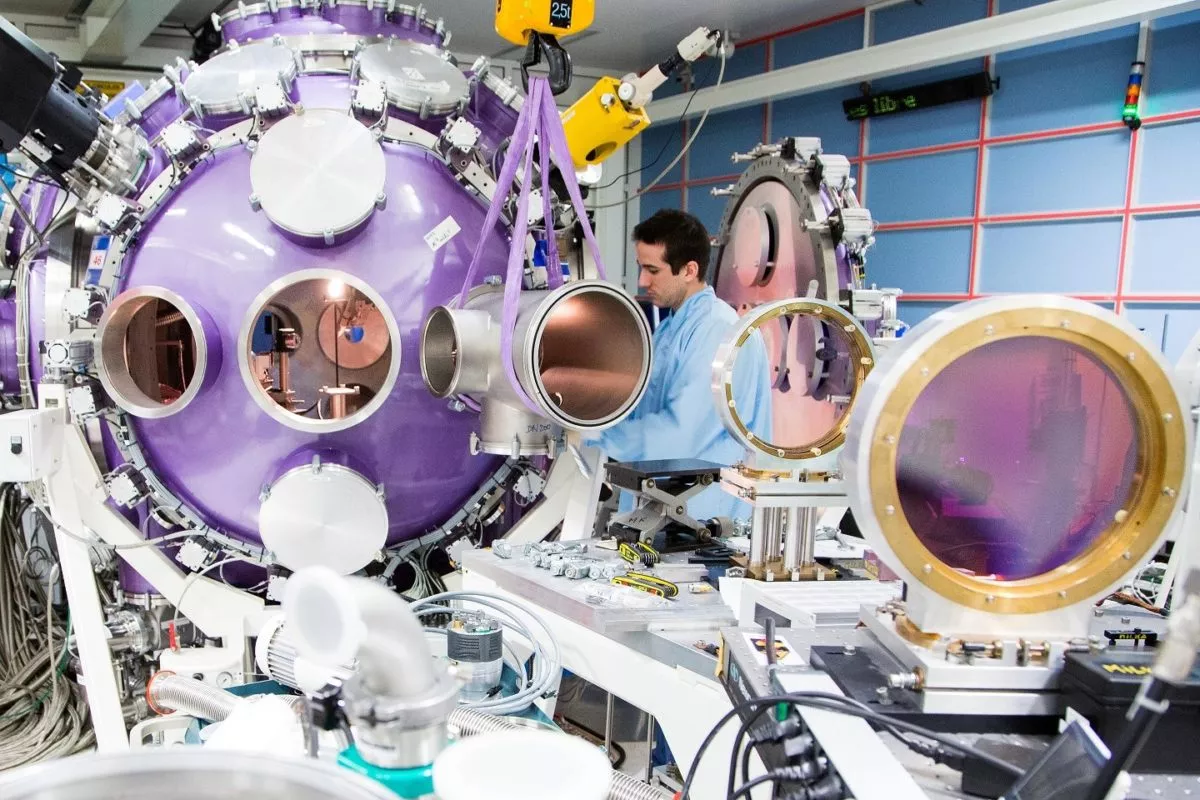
[585,288,773,520]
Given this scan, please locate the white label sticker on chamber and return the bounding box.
[402,67,426,81]
[425,216,461,252]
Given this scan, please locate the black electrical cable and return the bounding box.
[593,57,716,192]
[730,773,778,800]
[0,163,62,189]
[678,693,1024,800]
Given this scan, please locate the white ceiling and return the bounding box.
[0,0,867,71]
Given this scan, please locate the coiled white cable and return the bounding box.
[409,590,561,717]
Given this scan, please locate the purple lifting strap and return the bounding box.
[456,76,610,415]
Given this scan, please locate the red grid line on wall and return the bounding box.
[966,0,998,298]
[874,201,1200,231]
[1114,126,1142,313]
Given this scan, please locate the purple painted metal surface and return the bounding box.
[466,81,520,167]
[130,90,187,144]
[896,336,1138,581]
[121,142,507,546]
[270,444,376,484]
[0,294,17,394]
[221,13,343,42]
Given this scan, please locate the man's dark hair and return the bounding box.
[632,209,711,281]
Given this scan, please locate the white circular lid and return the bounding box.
[259,463,388,575]
[356,41,468,114]
[433,731,610,800]
[250,109,386,238]
[183,42,297,113]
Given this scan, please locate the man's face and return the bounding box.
[636,241,696,310]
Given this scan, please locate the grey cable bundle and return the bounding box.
[0,484,95,769]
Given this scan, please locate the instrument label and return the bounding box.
[425,216,461,252]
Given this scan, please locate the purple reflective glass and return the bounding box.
[896,336,1139,581]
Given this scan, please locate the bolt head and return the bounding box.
[884,505,895,515]
[922,564,932,574]
[985,595,995,604]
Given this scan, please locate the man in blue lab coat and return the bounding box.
[587,209,772,522]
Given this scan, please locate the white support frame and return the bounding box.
[502,440,605,545]
[645,0,1200,122]
[38,384,264,748]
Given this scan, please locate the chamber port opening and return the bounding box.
[537,289,647,425]
[421,306,459,398]
[242,273,398,432]
[99,290,203,417]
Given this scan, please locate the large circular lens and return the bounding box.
[896,336,1138,581]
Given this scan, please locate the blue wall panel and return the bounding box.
[870,228,973,293]
[898,301,958,329]
[772,88,860,158]
[867,150,978,223]
[774,14,863,69]
[985,132,1129,214]
[868,62,984,153]
[688,109,765,179]
[686,185,728,242]
[978,220,1122,293]
[991,26,1139,136]
[1124,304,1200,362]
[1127,214,1200,293]
[873,0,987,43]
[1147,15,1200,115]
[1138,121,1200,206]
[639,123,685,185]
[638,189,683,225]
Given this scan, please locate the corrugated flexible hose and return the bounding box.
[146,672,240,722]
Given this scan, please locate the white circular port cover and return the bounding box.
[183,41,298,114]
[259,463,388,574]
[250,109,386,238]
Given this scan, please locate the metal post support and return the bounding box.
[764,508,781,561]
[783,507,800,572]
[749,506,766,568]
[798,507,816,568]
[645,716,657,784]
[604,691,614,759]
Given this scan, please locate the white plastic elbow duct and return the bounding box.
[283,567,436,698]
[420,280,652,456]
